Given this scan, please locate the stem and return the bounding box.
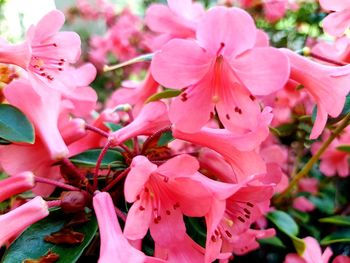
[61,158,93,193]
[274,113,350,204]
[35,176,80,191]
[103,168,130,192]
[85,124,109,138]
[141,125,172,154]
[93,141,112,191]
[115,206,127,222]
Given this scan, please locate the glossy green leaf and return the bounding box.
[145,89,181,103]
[70,148,125,169]
[319,216,350,226]
[267,210,299,236]
[267,210,305,255]
[157,131,174,146]
[337,145,350,154]
[0,104,34,144]
[1,211,98,263]
[258,237,286,248]
[104,122,122,132]
[320,229,350,245]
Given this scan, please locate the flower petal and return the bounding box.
[232,47,290,95]
[157,154,199,179]
[151,39,212,89]
[125,156,157,202]
[323,9,350,37]
[196,7,256,58]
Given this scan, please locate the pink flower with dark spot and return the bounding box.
[151,7,289,133]
[123,154,213,248]
[0,10,81,95]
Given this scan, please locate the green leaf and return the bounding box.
[291,236,306,255]
[157,131,174,146]
[288,209,310,224]
[104,122,122,132]
[320,229,350,245]
[70,148,125,169]
[319,216,350,226]
[267,210,305,255]
[267,210,299,236]
[258,237,286,248]
[0,138,11,145]
[1,211,98,263]
[0,104,34,144]
[145,89,182,103]
[337,145,350,154]
[309,195,335,215]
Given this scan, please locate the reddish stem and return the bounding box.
[85,124,109,138]
[115,206,127,222]
[93,141,112,191]
[141,125,172,154]
[61,158,93,193]
[35,176,80,191]
[103,168,130,192]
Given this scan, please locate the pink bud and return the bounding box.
[0,172,34,203]
[0,196,49,247]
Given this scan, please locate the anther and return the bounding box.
[237,216,245,223]
[246,202,254,207]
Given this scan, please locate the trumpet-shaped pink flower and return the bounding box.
[106,71,159,115]
[123,154,212,247]
[285,237,333,263]
[311,128,350,177]
[320,0,350,37]
[172,108,272,180]
[0,196,49,247]
[4,79,68,160]
[0,172,34,202]
[281,49,350,139]
[93,192,165,263]
[0,10,81,95]
[263,0,288,23]
[151,6,289,133]
[145,0,205,50]
[108,101,170,145]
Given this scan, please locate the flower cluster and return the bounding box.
[0,1,349,263]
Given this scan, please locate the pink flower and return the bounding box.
[293,196,315,212]
[123,154,213,247]
[0,10,81,95]
[285,237,333,263]
[334,256,350,263]
[0,137,62,196]
[0,196,49,247]
[145,0,205,51]
[108,101,170,146]
[311,128,350,177]
[320,0,350,37]
[281,49,350,139]
[106,72,159,115]
[155,234,205,263]
[205,181,274,262]
[4,78,68,160]
[312,37,350,64]
[0,172,34,203]
[151,6,289,133]
[92,192,165,263]
[299,178,319,194]
[263,0,288,23]
[172,108,272,181]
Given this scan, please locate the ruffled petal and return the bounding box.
[323,9,350,37]
[196,7,256,58]
[157,154,199,179]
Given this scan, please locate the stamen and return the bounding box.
[216,42,225,56]
[246,202,254,207]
